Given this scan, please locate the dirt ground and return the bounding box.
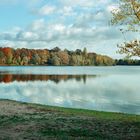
[0,99,139,140]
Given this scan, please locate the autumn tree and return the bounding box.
[2,47,13,64]
[37,49,49,64]
[111,0,140,57]
[0,47,115,66]
[87,53,96,65]
[57,51,69,65]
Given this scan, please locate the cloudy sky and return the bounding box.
[0,0,139,58]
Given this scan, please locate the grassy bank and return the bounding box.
[0,99,139,139]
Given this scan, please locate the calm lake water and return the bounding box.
[0,66,140,115]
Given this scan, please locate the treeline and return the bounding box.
[116,59,140,65]
[0,47,115,66]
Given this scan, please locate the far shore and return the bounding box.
[0,99,139,139]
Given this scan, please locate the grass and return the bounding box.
[0,99,139,139]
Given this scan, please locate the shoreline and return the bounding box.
[0,99,139,116]
[0,99,139,139]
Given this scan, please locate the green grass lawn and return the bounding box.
[0,99,139,139]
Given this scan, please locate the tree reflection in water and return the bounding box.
[0,74,97,84]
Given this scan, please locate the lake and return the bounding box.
[0,66,139,115]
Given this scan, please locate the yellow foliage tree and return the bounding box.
[111,0,140,57]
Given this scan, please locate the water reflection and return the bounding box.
[0,74,95,84]
[0,66,140,115]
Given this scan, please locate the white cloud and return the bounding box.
[17,31,39,41]
[38,5,55,15]
[0,19,125,57]
[59,0,114,8]
[59,6,74,16]
[29,19,46,31]
[53,24,66,32]
[60,0,94,7]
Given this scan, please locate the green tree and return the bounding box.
[0,51,5,64]
[51,55,61,66]
[83,47,87,56]
[0,51,4,58]
[30,54,41,65]
[22,56,29,65]
[69,55,78,66]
